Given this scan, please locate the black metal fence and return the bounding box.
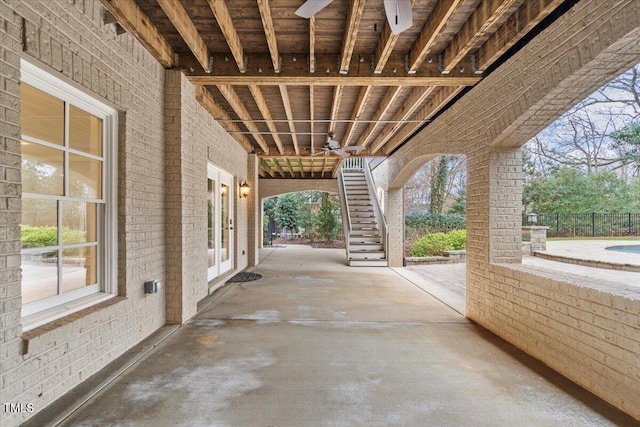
[522,213,640,237]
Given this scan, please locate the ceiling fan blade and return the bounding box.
[384,0,413,34]
[341,146,366,151]
[334,149,350,158]
[295,0,334,18]
[327,139,341,149]
[311,150,327,156]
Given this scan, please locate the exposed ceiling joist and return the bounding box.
[194,85,252,153]
[369,86,437,153]
[207,0,246,72]
[248,84,285,154]
[297,158,305,178]
[343,85,372,147]
[339,0,367,74]
[328,85,344,136]
[310,86,315,155]
[474,0,565,72]
[157,0,210,72]
[356,86,404,149]
[309,15,316,73]
[279,84,300,155]
[407,0,464,73]
[217,84,271,154]
[259,157,275,177]
[440,0,521,73]
[257,0,280,73]
[99,0,174,67]
[382,86,465,154]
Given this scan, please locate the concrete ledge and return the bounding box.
[405,250,467,265]
[534,251,640,273]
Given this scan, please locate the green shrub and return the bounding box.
[405,212,466,238]
[21,225,86,249]
[410,232,450,257]
[447,229,466,250]
[409,229,467,257]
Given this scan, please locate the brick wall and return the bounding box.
[165,70,249,323]
[0,1,169,425]
[376,0,640,419]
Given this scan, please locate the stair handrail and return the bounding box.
[363,159,388,261]
[337,170,351,259]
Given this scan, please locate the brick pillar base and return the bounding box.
[387,187,404,267]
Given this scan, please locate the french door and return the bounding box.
[207,165,234,281]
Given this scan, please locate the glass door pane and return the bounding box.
[208,179,216,269]
[221,183,229,263]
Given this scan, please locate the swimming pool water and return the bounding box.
[605,245,640,254]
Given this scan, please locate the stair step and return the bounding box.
[350,230,381,237]
[349,251,386,260]
[349,259,388,267]
[349,243,384,251]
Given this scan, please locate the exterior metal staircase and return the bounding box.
[338,158,388,267]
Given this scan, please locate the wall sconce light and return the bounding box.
[239,180,250,198]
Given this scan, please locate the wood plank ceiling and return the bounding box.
[101,0,568,178]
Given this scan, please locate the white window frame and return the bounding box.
[20,59,118,330]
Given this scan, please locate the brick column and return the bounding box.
[247,154,260,266]
[489,148,522,264]
[386,187,404,267]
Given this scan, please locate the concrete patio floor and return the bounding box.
[28,245,637,426]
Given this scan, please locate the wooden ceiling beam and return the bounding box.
[257,0,281,72]
[182,54,481,86]
[217,84,270,154]
[278,84,300,155]
[407,0,464,73]
[188,74,480,87]
[270,158,285,177]
[309,16,316,73]
[474,0,564,72]
[207,0,247,72]
[248,84,285,154]
[284,158,295,177]
[369,86,436,154]
[328,85,344,136]
[343,85,372,147]
[321,157,328,177]
[195,85,252,153]
[297,158,305,178]
[354,86,404,149]
[373,0,416,73]
[382,86,465,154]
[157,0,210,72]
[259,157,275,177]
[99,0,174,67]
[310,86,315,155]
[441,0,521,74]
[339,0,367,74]
[310,158,314,177]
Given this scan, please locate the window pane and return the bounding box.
[21,250,59,304]
[63,202,97,244]
[208,179,216,268]
[21,142,64,195]
[20,83,64,145]
[21,199,58,249]
[221,183,229,262]
[69,105,102,156]
[62,246,97,293]
[69,154,102,198]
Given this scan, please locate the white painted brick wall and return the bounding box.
[0,0,222,425]
[376,0,640,420]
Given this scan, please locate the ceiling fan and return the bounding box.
[312,132,366,158]
[295,0,413,34]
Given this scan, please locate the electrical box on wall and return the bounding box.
[144,279,161,294]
